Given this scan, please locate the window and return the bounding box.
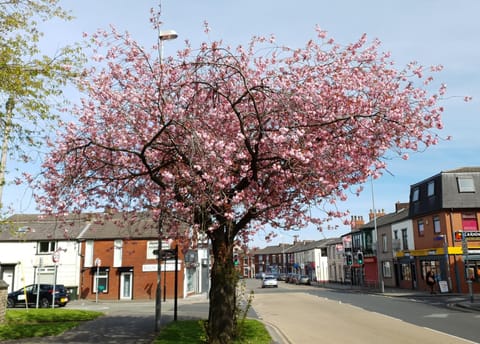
[421,260,440,281]
[113,240,123,267]
[93,270,109,293]
[458,176,475,193]
[462,213,478,231]
[417,219,424,236]
[401,229,408,250]
[37,241,56,254]
[393,230,398,240]
[84,240,94,267]
[433,216,441,234]
[412,187,420,202]
[427,181,435,196]
[401,263,411,281]
[383,261,392,278]
[382,234,388,252]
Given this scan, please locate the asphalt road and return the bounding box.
[250,279,480,343]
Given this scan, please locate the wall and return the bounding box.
[80,239,185,300]
[0,241,80,293]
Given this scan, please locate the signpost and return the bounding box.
[95,258,101,303]
[458,231,474,303]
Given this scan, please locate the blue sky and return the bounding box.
[4,0,479,247]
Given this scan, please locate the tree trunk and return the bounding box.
[207,229,237,344]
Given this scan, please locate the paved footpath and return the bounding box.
[3,298,207,344]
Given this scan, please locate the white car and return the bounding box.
[261,275,278,288]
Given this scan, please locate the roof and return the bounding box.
[253,238,340,254]
[0,214,89,241]
[443,167,480,173]
[0,212,163,242]
[341,207,410,236]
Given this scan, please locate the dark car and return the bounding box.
[7,284,70,308]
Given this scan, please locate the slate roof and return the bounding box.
[0,212,162,241]
[254,238,340,254]
[0,214,89,241]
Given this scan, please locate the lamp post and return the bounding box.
[155,28,177,333]
[371,175,384,293]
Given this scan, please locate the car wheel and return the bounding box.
[7,298,15,308]
[40,298,50,308]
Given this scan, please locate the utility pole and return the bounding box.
[0,97,14,208]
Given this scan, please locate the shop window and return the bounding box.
[421,260,440,281]
[401,264,411,281]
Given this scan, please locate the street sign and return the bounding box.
[153,249,177,260]
[52,251,60,263]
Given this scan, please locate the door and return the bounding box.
[2,267,14,292]
[120,272,132,300]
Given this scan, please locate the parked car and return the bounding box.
[297,275,311,285]
[288,274,300,284]
[261,275,278,288]
[277,273,288,281]
[7,284,70,308]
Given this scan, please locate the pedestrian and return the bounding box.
[426,270,436,294]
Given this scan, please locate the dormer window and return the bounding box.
[457,176,475,193]
[412,187,420,202]
[427,181,435,197]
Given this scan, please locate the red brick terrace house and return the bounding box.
[77,214,185,301]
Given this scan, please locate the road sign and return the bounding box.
[152,249,177,260]
[52,251,60,263]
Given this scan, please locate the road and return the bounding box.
[248,279,480,344]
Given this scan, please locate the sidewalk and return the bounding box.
[311,281,480,312]
[3,296,209,344]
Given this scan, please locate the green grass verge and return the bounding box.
[0,309,103,340]
[154,318,271,344]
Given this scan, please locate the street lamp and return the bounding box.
[155,28,177,333]
[159,30,178,63]
[371,175,384,293]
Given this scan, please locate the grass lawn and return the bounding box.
[154,318,272,344]
[0,308,104,341]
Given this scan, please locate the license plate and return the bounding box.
[60,298,68,302]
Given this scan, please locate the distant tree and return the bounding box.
[0,0,82,206]
[35,22,448,343]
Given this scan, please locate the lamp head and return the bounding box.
[159,30,178,41]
